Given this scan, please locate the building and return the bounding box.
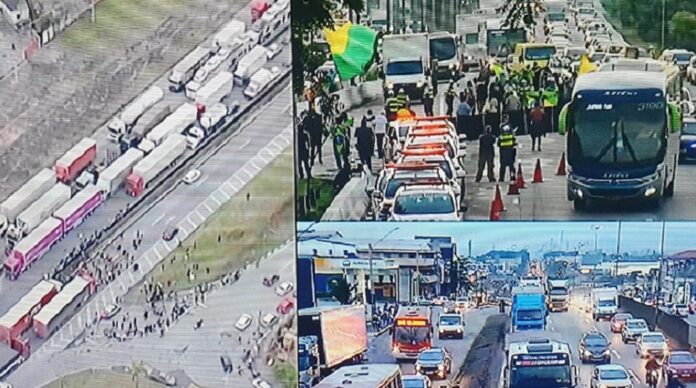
[661,250,696,304]
[0,0,31,28]
[479,250,530,274]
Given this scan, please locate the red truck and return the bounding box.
[54,137,97,183]
[0,280,59,343]
[33,274,95,339]
[252,0,270,21]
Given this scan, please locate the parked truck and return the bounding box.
[186,103,229,149]
[146,103,198,146]
[546,279,570,312]
[121,104,172,148]
[591,287,618,321]
[381,33,430,100]
[6,183,71,245]
[246,0,290,46]
[107,86,165,142]
[234,46,268,86]
[511,286,547,332]
[0,168,55,237]
[298,305,367,378]
[243,67,278,99]
[33,275,94,338]
[126,134,187,196]
[194,71,234,108]
[96,148,145,196]
[168,46,213,92]
[213,19,246,50]
[4,217,63,279]
[54,137,97,184]
[52,185,104,235]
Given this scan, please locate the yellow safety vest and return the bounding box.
[499,133,516,148]
[386,97,401,113]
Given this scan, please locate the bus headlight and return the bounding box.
[644,187,657,197]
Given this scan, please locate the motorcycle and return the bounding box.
[646,368,659,388]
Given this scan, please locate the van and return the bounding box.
[243,68,277,99]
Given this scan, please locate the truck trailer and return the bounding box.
[4,218,64,279]
[145,103,198,146]
[186,103,229,149]
[246,0,290,47]
[6,183,71,245]
[54,137,97,183]
[168,46,213,92]
[0,168,56,237]
[96,148,145,196]
[195,71,234,107]
[33,275,94,339]
[126,134,187,196]
[0,280,59,341]
[52,185,104,235]
[107,86,165,142]
[234,46,268,86]
[213,20,246,50]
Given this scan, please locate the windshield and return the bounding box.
[440,316,462,325]
[598,300,615,307]
[683,123,696,136]
[402,158,453,179]
[670,354,696,364]
[643,335,665,343]
[394,193,455,215]
[386,61,424,76]
[674,53,693,62]
[386,176,436,199]
[511,366,571,388]
[614,314,631,321]
[547,13,565,21]
[599,369,628,380]
[585,336,607,346]
[430,38,457,61]
[550,289,567,295]
[572,99,666,167]
[419,351,444,362]
[525,46,556,60]
[403,379,425,388]
[518,310,543,321]
[579,8,594,15]
[627,321,647,329]
[394,326,430,345]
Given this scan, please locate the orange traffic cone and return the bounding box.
[556,152,567,176]
[489,200,500,221]
[533,158,543,183]
[493,184,506,212]
[516,163,526,189]
[507,180,520,195]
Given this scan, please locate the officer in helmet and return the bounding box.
[497,123,518,181]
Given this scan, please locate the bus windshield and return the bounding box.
[394,326,430,345]
[430,38,457,61]
[525,47,556,60]
[572,99,666,167]
[511,365,571,388]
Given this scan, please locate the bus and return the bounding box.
[559,70,683,209]
[391,306,432,359]
[504,337,579,388]
[314,364,402,388]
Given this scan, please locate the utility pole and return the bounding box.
[415,250,421,303]
[614,222,621,278]
[661,0,666,50]
[386,0,391,33]
[368,243,375,312]
[654,221,666,325]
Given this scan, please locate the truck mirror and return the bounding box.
[558,103,569,135]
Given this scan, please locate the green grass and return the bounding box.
[296,178,337,221]
[274,363,298,388]
[43,369,167,388]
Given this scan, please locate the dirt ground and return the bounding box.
[457,314,509,388]
[0,0,251,199]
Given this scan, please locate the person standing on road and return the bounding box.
[385,90,400,122]
[307,110,324,166]
[423,83,435,116]
[355,117,375,172]
[497,124,518,182]
[396,88,410,110]
[374,111,388,160]
[445,81,457,117]
[332,114,349,170]
[499,299,506,314]
[431,59,439,95]
[475,125,496,183]
[296,126,311,179]
[456,92,472,135]
[528,102,547,151]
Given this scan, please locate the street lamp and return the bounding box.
[367,227,401,314]
[661,0,666,50]
[654,221,666,325]
[614,222,622,278]
[591,224,601,251]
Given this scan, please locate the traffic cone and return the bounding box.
[533,158,543,183]
[489,200,500,221]
[493,184,506,212]
[507,180,520,195]
[516,163,526,189]
[556,152,567,176]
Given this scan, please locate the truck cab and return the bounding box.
[508,43,557,70]
[437,313,464,339]
[511,287,547,332]
[591,287,618,321]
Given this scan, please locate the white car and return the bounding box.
[261,313,279,328]
[204,54,225,72]
[251,378,272,388]
[275,281,294,296]
[621,319,649,343]
[100,304,121,320]
[266,43,282,59]
[235,313,253,331]
[182,169,202,184]
[433,296,449,306]
[671,304,689,317]
[193,67,210,84]
[636,331,669,358]
[390,184,460,221]
[590,364,633,388]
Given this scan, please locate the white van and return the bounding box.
[243,67,278,99]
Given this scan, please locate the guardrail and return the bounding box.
[618,295,691,349]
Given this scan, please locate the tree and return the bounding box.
[669,11,696,51]
[330,277,352,304]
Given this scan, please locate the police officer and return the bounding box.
[396,88,410,109]
[332,114,349,170]
[385,90,400,122]
[423,83,435,116]
[497,124,518,182]
[445,81,457,117]
[431,58,439,95]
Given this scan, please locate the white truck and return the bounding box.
[234,46,268,86]
[243,67,277,99]
[213,20,246,50]
[194,71,234,108]
[107,86,164,142]
[186,103,229,149]
[96,148,145,196]
[169,46,213,92]
[125,134,187,196]
[6,183,71,244]
[546,279,570,312]
[145,103,198,146]
[591,287,618,321]
[246,0,290,46]
[381,33,430,100]
[0,168,55,237]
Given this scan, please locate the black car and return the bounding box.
[162,226,179,241]
[579,331,611,364]
[415,347,452,380]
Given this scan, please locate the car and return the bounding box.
[432,296,449,306]
[610,313,633,333]
[276,297,294,315]
[590,364,633,388]
[100,304,121,320]
[661,48,695,69]
[417,296,433,306]
[251,378,273,388]
[403,374,432,388]
[162,226,179,241]
[415,347,452,379]
[579,331,611,364]
[235,313,253,331]
[390,184,460,221]
[636,331,669,358]
[193,67,210,84]
[621,318,649,343]
[266,43,282,59]
[663,351,696,381]
[454,297,471,313]
[671,304,689,317]
[275,281,294,296]
[182,169,202,184]
[261,312,279,328]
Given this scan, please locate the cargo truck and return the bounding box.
[591,287,618,321]
[33,274,94,338]
[298,305,367,378]
[54,137,97,184]
[234,46,268,86]
[169,46,213,92]
[186,103,229,149]
[511,286,547,332]
[107,86,165,142]
[213,20,246,50]
[138,139,156,155]
[381,33,430,100]
[6,183,71,245]
[0,168,55,237]
[52,185,104,236]
[121,104,172,148]
[126,134,187,196]
[243,67,277,99]
[194,71,234,108]
[145,103,198,146]
[429,31,461,79]
[246,0,290,47]
[96,148,145,196]
[4,217,63,279]
[546,279,570,312]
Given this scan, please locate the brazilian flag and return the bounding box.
[324,22,378,81]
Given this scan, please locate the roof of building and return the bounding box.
[668,250,696,261]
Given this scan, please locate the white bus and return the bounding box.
[314,364,402,388]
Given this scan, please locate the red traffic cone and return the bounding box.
[533,158,543,183]
[493,184,506,212]
[489,201,500,221]
[516,163,526,189]
[556,152,567,176]
[507,180,520,195]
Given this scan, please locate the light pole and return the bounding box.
[661,0,666,50]
[614,222,622,278]
[591,224,601,251]
[654,221,666,325]
[368,227,401,314]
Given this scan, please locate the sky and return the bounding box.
[297,222,696,257]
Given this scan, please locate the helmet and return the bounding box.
[502,124,512,133]
[388,90,395,96]
[399,88,405,94]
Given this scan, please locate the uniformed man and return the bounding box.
[445,81,457,117]
[385,90,401,122]
[332,114,349,170]
[396,88,410,109]
[423,83,435,116]
[431,58,439,95]
[497,124,518,182]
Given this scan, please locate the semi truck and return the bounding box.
[546,279,570,312]
[96,148,145,196]
[381,33,430,100]
[0,168,55,237]
[213,19,246,50]
[125,134,187,196]
[168,46,213,92]
[298,305,368,378]
[6,183,71,245]
[145,103,198,146]
[195,71,234,108]
[121,104,172,148]
[32,275,94,338]
[4,217,63,279]
[234,46,268,86]
[54,137,97,183]
[52,185,104,235]
[107,86,165,142]
[243,67,277,99]
[511,286,547,332]
[591,287,618,321]
[186,103,229,149]
[246,0,290,47]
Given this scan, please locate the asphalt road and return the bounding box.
[366,306,496,388]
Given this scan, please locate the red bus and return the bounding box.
[391,306,433,360]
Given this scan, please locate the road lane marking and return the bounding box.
[248,160,262,173]
[257,152,271,163]
[628,369,641,384]
[186,216,197,229]
[153,247,163,260]
[209,197,221,208]
[203,202,213,213]
[224,181,237,193]
[611,349,621,359]
[151,214,165,226]
[215,190,230,202]
[235,175,248,187]
[238,138,251,149]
